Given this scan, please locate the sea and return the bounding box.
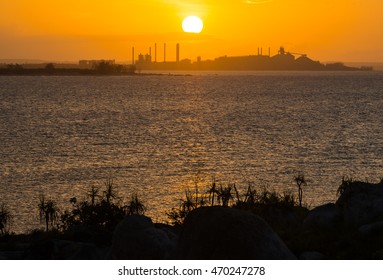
[1,71,383,233]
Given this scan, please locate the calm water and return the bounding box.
[1,72,383,233]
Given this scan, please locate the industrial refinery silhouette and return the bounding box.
[133,44,371,71]
[0,43,373,74]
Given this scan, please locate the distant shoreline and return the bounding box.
[1,49,376,74]
[0,67,375,76]
[0,68,136,76]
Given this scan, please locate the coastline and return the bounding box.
[1,178,383,260]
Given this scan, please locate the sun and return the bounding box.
[182,16,203,33]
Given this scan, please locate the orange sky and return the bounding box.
[1,0,383,62]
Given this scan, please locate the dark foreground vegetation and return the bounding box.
[1,176,383,260]
[0,62,136,75]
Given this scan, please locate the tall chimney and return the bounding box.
[176,43,180,62]
[155,43,157,62]
[164,43,166,62]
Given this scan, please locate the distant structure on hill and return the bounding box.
[134,45,371,71]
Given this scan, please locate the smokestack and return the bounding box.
[164,43,166,62]
[268,47,271,57]
[155,43,157,62]
[149,47,151,57]
[176,43,180,62]
[132,47,135,64]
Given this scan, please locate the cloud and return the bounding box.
[244,0,273,4]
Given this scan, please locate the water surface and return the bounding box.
[1,72,383,232]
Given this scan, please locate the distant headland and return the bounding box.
[0,46,373,75]
[0,60,136,76]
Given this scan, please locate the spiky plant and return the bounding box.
[0,203,12,236]
[294,174,307,207]
[38,195,59,232]
[88,186,99,207]
[103,179,117,204]
[217,184,234,207]
[127,194,146,215]
[208,177,219,206]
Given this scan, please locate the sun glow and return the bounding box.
[2,0,382,62]
[182,16,203,33]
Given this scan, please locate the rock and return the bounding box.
[299,251,325,260]
[246,204,308,231]
[64,225,112,246]
[303,203,342,230]
[111,215,176,260]
[24,240,55,259]
[0,251,25,260]
[24,239,104,260]
[372,249,383,259]
[52,240,104,260]
[154,223,178,245]
[176,206,296,259]
[336,181,383,227]
[358,221,383,237]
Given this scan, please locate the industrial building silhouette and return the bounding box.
[133,44,362,71]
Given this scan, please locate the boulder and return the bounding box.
[64,225,111,246]
[51,240,104,260]
[110,215,176,260]
[24,239,104,260]
[303,203,342,230]
[299,251,325,260]
[336,181,383,227]
[24,240,56,259]
[0,251,25,260]
[358,221,383,237]
[176,206,296,259]
[245,204,308,231]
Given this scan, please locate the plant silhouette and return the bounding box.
[127,194,146,215]
[0,203,12,235]
[60,182,145,232]
[38,195,59,232]
[294,174,307,207]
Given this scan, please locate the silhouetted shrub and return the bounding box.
[38,195,59,232]
[126,194,146,215]
[168,180,299,226]
[294,174,307,207]
[60,181,145,232]
[0,203,12,236]
[167,187,206,226]
[337,176,354,197]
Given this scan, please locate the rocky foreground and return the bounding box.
[1,180,383,260]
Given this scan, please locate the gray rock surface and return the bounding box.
[24,239,104,260]
[299,251,325,260]
[176,206,296,259]
[111,215,176,259]
[336,181,383,226]
[303,203,342,230]
[358,221,383,237]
